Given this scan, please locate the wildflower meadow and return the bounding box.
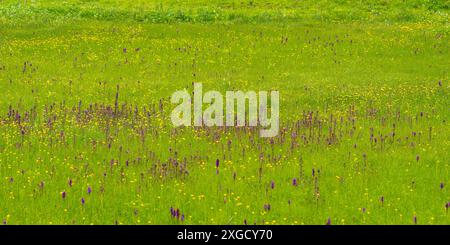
[0,0,449,225]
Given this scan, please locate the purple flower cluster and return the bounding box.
[170,207,185,222]
[215,159,220,175]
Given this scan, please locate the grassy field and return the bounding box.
[0,1,449,224]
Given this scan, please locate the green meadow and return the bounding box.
[0,0,449,224]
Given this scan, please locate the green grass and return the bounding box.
[0,1,449,224]
[1,0,449,24]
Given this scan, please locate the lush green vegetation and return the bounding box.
[1,0,449,24]
[0,1,448,224]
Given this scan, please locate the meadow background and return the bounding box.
[0,0,448,224]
